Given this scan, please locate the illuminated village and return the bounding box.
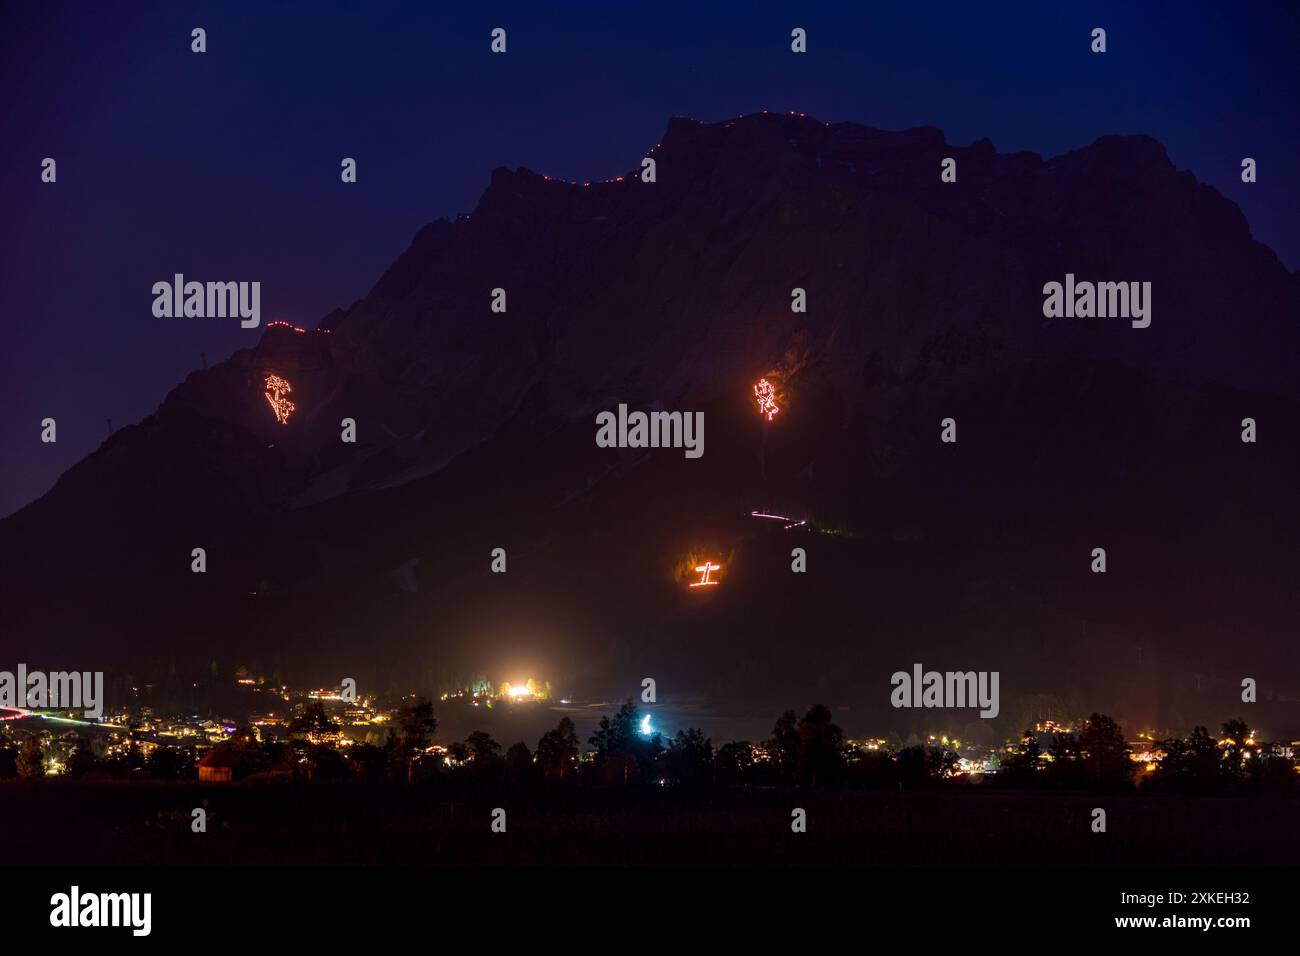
[0,371,1286,796]
[1,670,1295,795]
[2,0,1296,926]
[0,374,1228,792]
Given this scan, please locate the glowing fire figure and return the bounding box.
[264,373,295,424]
[690,561,721,588]
[754,379,780,421]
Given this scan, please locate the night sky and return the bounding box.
[2,1,1297,517]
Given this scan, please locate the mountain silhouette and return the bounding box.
[4,112,1298,738]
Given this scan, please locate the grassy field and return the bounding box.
[3,781,1296,867]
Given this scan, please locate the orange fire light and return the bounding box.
[754,379,780,421]
[264,373,295,424]
[690,561,721,587]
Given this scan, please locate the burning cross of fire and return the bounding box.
[264,373,295,424]
[690,561,721,587]
[754,379,780,421]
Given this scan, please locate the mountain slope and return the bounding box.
[3,112,1298,736]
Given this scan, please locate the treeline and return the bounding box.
[1144,720,1295,794]
[997,715,1295,793]
[245,700,949,789]
[2,701,1294,796]
[0,733,193,781]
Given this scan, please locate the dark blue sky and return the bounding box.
[2,1,1296,516]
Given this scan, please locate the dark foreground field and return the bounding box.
[4,781,1297,867]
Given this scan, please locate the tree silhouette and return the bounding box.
[107,743,148,779]
[1244,739,1298,792]
[145,749,187,780]
[795,704,845,787]
[1078,713,1134,790]
[466,730,502,765]
[664,728,713,786]
[997,729,1042,788]
[927,747,959,780]
[715,741,755,784]
[146,744,189,780]
[0,746,18,779]
[896,745,930,788]
[1045,730,1085,788]
[16,737,44,779]
[505,741,533,781]
[300,743,352,781]
[536,716,580,781]
[394,697,437,782]
[1219,719,1250,779]
[764,710,799,785]
[851,747,899,787]
[345,743,388,782]
[288,702,339,740]
[1155,725,1221,792]
[398,699,437,749]
[897,742,958,787]
[65,736,101,778]
[588,699,662,786]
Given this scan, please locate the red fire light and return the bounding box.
[264,373,295,424]
[689,561,721,587]
[754,379,780,421]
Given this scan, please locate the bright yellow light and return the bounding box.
[498,678,549,701]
